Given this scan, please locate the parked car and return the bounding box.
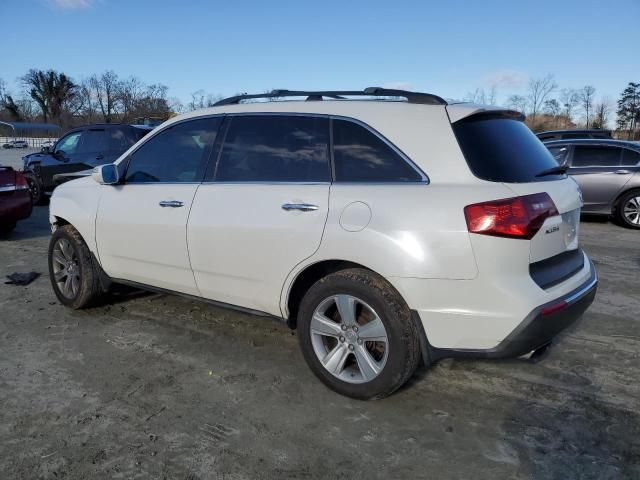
[543,138,640,228]
[536,129,612,142]
[0,166,32,235]
[40,140,55,150]
[48,88,597,399]
[2,140,29,149]
[22,123,152,204]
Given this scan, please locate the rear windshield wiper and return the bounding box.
[535,165,568,178]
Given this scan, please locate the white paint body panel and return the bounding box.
[95,184,200,296]
[187,183,329,315]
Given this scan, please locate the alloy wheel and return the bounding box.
[310,294,389,384]
[51,238,80,298]
[623,196,640,225]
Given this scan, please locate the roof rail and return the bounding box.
[213,87,447,106]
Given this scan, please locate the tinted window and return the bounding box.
[453,116,562,182]
[125,118,221,183]
[108,127,142,152]
[622,149,640,166]
[571,146,621,167]
[332,119,422,182]
[215,115,330,182]
[547,145,570,165]
[79,129,107,153]
[56,131,82,155]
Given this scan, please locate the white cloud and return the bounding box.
[382,81,415,91]
[51,0,93,10]
[483,70,528,89]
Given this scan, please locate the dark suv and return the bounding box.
[544,138,640,228]
[536,129,612,142]
[22,124,152,203]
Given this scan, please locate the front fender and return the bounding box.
[49,178,102,256]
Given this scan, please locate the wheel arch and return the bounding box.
[612,186,640,213]
[283,259,411,330]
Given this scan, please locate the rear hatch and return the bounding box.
[450,110,584,288]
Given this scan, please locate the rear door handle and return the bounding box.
[614,169,631,175]
[95,155,104,160]
[159,200,184,208]
[282,203,319,212]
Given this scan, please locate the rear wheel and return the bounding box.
[616,190,640,229]
[23,173,44,205]
[48,225,107,308]
[297,268,421,399]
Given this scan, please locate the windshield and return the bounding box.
[453,116,565,183]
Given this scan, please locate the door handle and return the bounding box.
[159,200,184,208]
[614,169,631,175]
[95,155,104,160]
[281,203,319,212]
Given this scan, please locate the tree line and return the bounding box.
[469,75,639,139]
[0,69,185,128]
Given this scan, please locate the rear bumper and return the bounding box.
[416,260,598,361]
[0,190,32,222]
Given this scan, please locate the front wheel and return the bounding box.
[48,225,107,308]
[297,268,421,400]
[616,190,640,229]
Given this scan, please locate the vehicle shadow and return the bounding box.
[2,206,51,241]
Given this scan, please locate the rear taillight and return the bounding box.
[15,173,29,190]
[464,193,558,240]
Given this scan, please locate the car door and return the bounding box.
[95,117,222,295]
[187,114,331,315]
[42,130,84,188]
[568,144,632,213]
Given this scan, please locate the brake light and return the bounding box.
[540,300,567,316]
[15,173,29,190]
[464,193,559,240]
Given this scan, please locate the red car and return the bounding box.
[0,166,32,235]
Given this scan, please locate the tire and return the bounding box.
[48,224,107,308]
[23,173,44,205]
[297,268,421,400]
[0,221,17,237]
[615,190,640,229]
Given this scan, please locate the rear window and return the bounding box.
[453,116,563,182]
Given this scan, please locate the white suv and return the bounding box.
[48,88,597,399]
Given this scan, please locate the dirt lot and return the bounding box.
[1,148,639,479]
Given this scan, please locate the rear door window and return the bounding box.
[453,116,563,182]
[622,149,640,166]
[571,146,621,167]
[215,115,330,182]
[332,119,422,182]
[79,129,107,154]
[547,145,570,165]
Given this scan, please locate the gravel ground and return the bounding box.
[1,148,639,479]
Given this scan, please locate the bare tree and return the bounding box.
[22,69,77,123]
[507,94,528,114]
[579,85,596,128]
[592,97,612,130]
[527,75,557,125]
[559,88,579,127]
[89,71,121,122]
[118,76,146,121]
[543,98,561,128]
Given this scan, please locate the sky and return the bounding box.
[1,0,639,107]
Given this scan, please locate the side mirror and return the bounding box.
[92,164,119,185]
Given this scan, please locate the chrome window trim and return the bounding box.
[212,111,429,185]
